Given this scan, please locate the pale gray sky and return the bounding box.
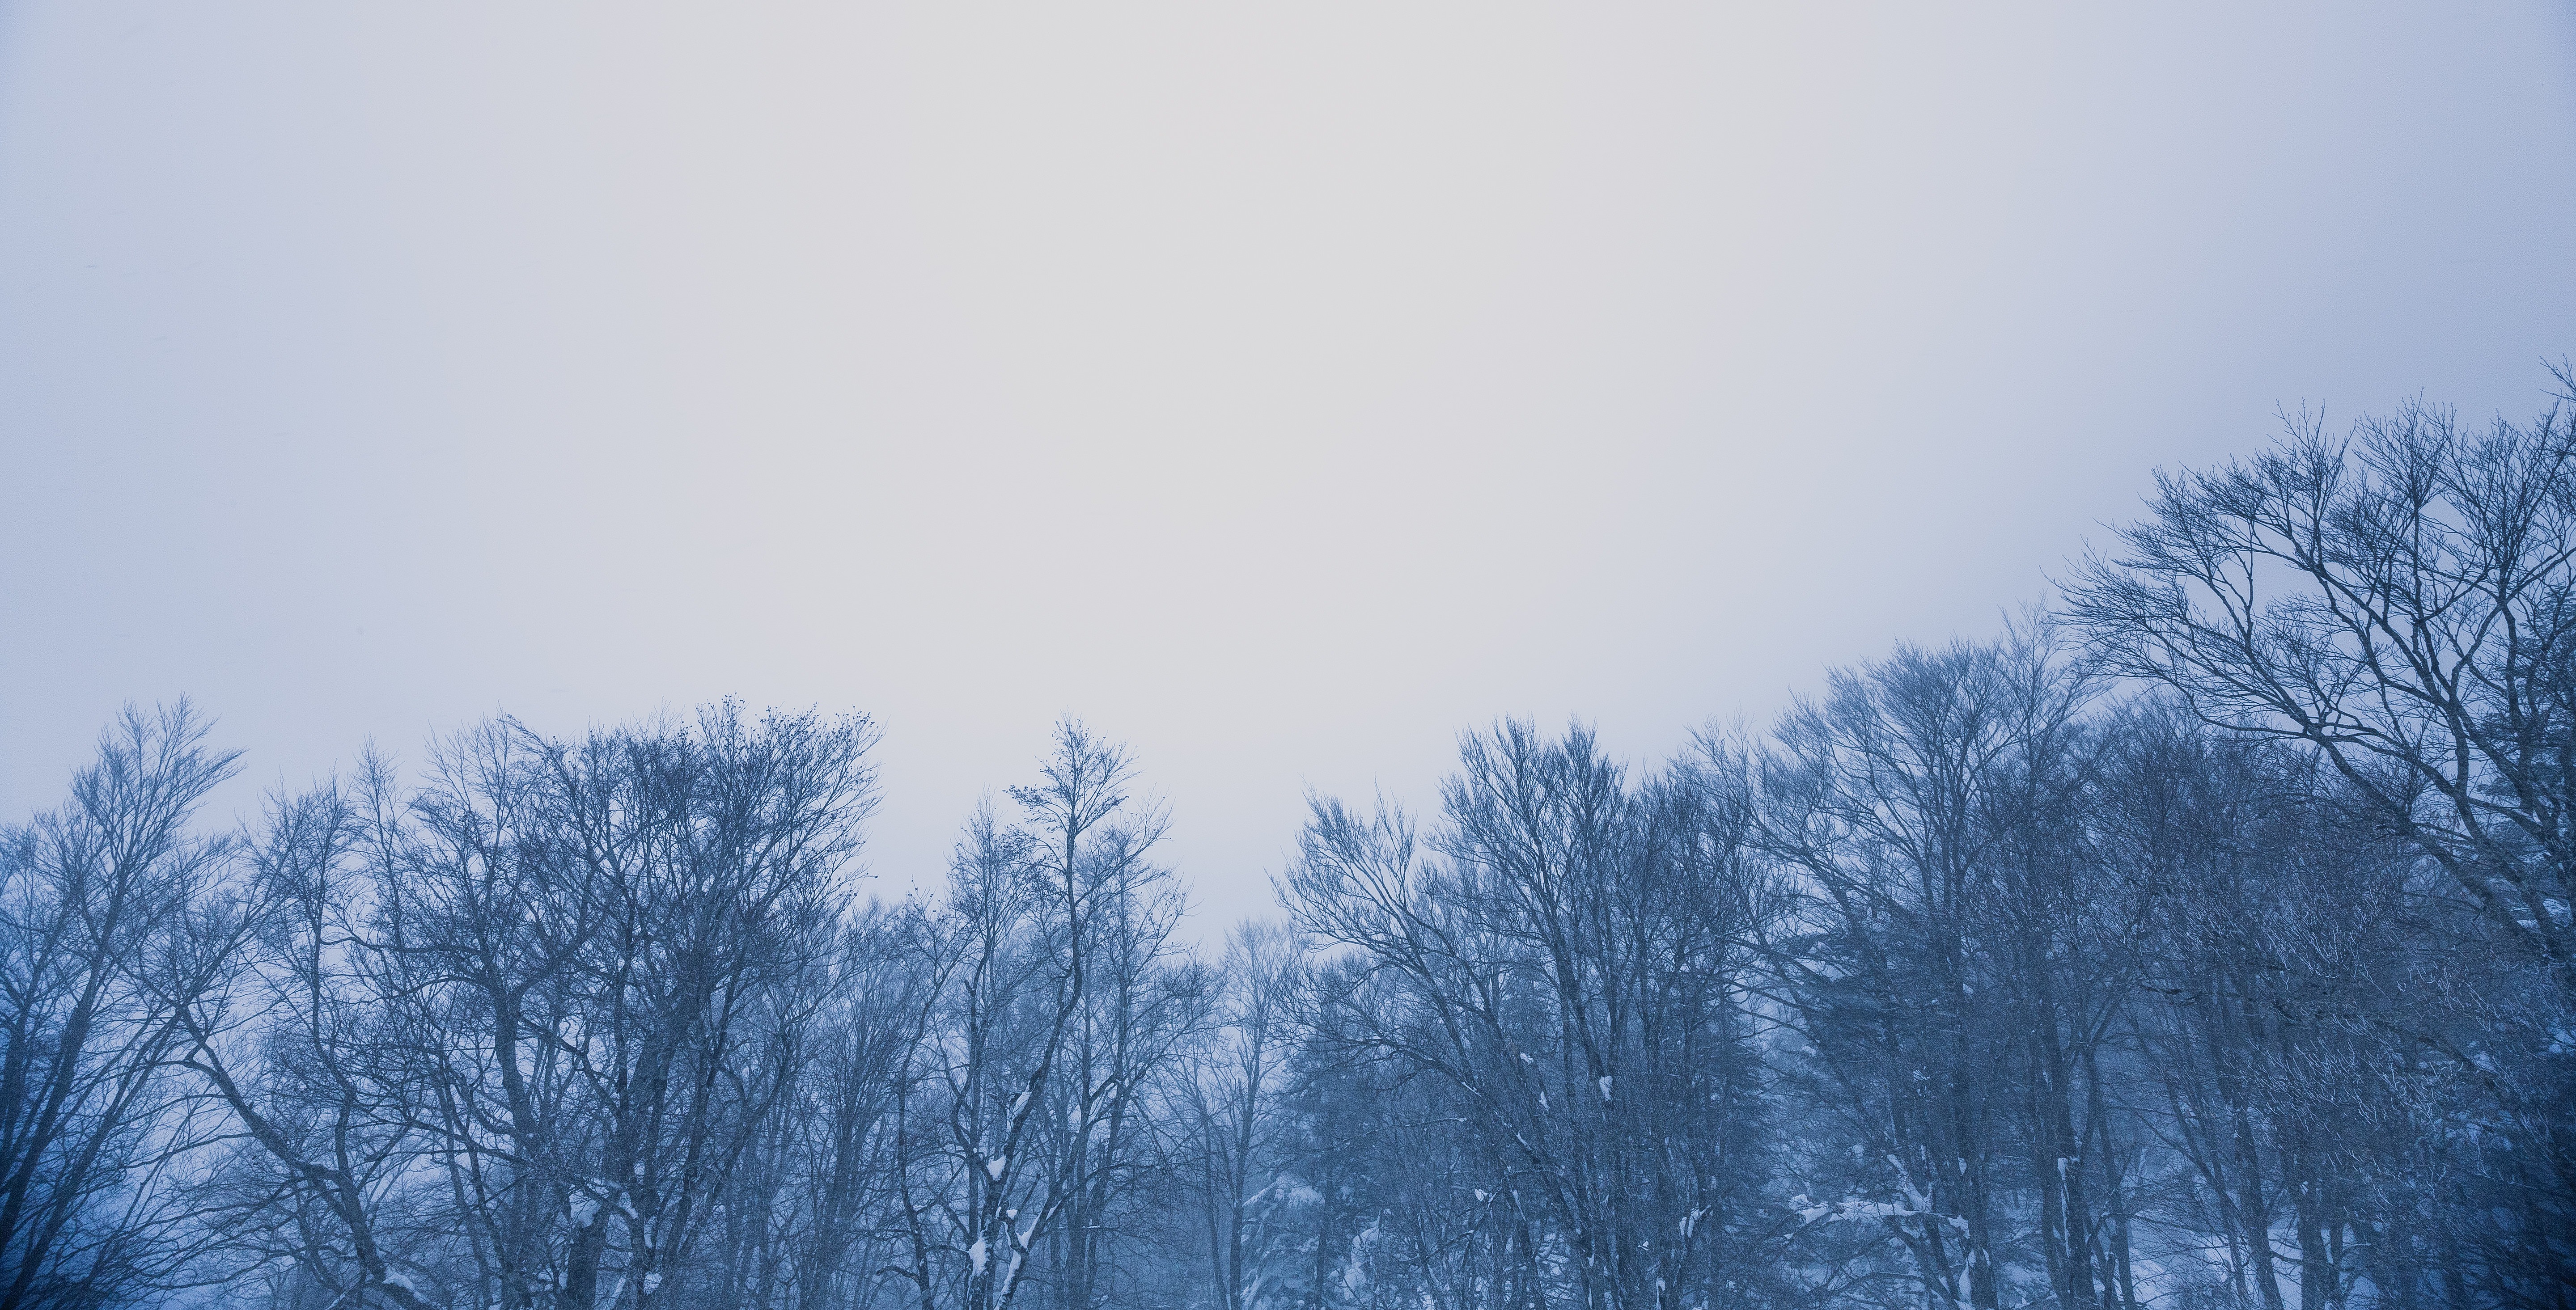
[5,2,2573,927]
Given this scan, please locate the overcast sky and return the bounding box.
[4,2,2572,928]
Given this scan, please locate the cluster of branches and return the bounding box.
[4,370,2572,1310]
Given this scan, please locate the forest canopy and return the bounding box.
[5,375,2573,1310]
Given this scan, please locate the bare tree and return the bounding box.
[2067,369,2576,980]
[1285,722,1777,1310]
[28,357,2576,1310]
[1178,919,1305,1310]
[142,704,877,1310]
[538,705,877,1310]
[357,719,602,1310]
[0,704,238,1310]
[156,773,445,1310]
[2067,373,2576,1307]
[1755,631,2140,1310]
[892,721,1200,1310]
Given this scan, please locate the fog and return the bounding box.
[5,1,2572,926]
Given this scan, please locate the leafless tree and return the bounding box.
[2068,372,2576,1308]
[1176,919,1305,1310]
[0,704,238,1310]
[2067,368,2576,981]
[1286,722,1777,1310]
[155,774,442,1310]
[1756,630,2146,1310]
[26,359,2576,1310]
[140,704,877,1310]
[891,722,1201,1310]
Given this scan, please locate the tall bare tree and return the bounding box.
[1178,919,1305,1310]
[2067,371,2576,980]
[2069,374,2576,1307]
[1286,722,1777,1310]
[893,722,1200,1310]
[0,704,238,1310]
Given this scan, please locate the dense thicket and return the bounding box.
[6,379,2572,1310]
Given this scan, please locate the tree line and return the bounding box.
[5,376,2572,1310]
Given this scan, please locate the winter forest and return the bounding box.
[8,383,2575,1310]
